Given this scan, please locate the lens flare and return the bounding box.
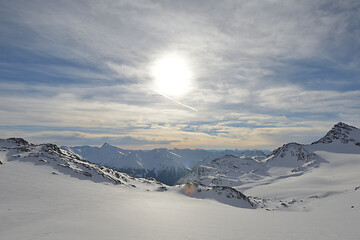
[184,182,196,195]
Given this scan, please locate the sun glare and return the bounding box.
[151,53,193,97]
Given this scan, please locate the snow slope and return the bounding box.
[1,138,359,239]
[0,138,166,190]
[1,123,360,239]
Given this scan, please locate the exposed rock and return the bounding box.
[312,122,359,145]
[1,138,167,190]
[83,171,92,177]
[156,186,168,192]
[7,138,30,146]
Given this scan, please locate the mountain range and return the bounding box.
[1,122,359,239]
[61,144,268,185]
[177,122,360,209]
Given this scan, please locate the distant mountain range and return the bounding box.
[60,145,269,185]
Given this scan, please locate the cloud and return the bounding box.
[256,86,360,114]
[0,0,359,149]
[24,131,178,147]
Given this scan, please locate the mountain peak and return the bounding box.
[6,137,30,146]
[101,142,112,148]
[267,142,316,164]
[333,122,356,130]
[312,122,359,145]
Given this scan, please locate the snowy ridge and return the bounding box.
[174,181,256,208]
[269,142,316,164]
[177,143,323,188]
[266,142,326,174]
[312,122,360,145]
[0,138,166,191]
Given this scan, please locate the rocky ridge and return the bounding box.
[0,138,166,191]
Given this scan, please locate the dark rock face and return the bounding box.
[7,138,30,146]
[41,144,63,155]
[156,186,168,192]
[83,171,92,177]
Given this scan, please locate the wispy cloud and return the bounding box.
[0,0,359,149]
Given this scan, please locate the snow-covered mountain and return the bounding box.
[0,137,255,214]
[309,122,360,153]
[62,144,268,185]
[176,142,324,187]
[0,138,166,191]
[0,138,254,206]
[178,122,360,210]
[312,122,360,145]
[176,155,266,187]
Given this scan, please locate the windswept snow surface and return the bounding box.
[1,150,359,240]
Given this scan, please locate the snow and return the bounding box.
[63,145,267,175]
[1,122,360,239]
[62,145,267,185]
[0,149,8,164]
[178,123,360,213]
[1,159,359,240]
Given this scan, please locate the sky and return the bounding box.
[0,0,359,150]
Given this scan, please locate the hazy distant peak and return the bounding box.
[101,142,110,148]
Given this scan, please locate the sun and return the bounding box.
[151,53,193,97]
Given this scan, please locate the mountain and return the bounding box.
[312,122,360,145]
[62,144,268,185]
[176,155,266,187]
[0,138,166,191]
[177,142,324,187]
[61,145,191,185]
[1,127,360,239]
[0,137,255,215]
[309,122,360,153]
[178,122,360,210]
